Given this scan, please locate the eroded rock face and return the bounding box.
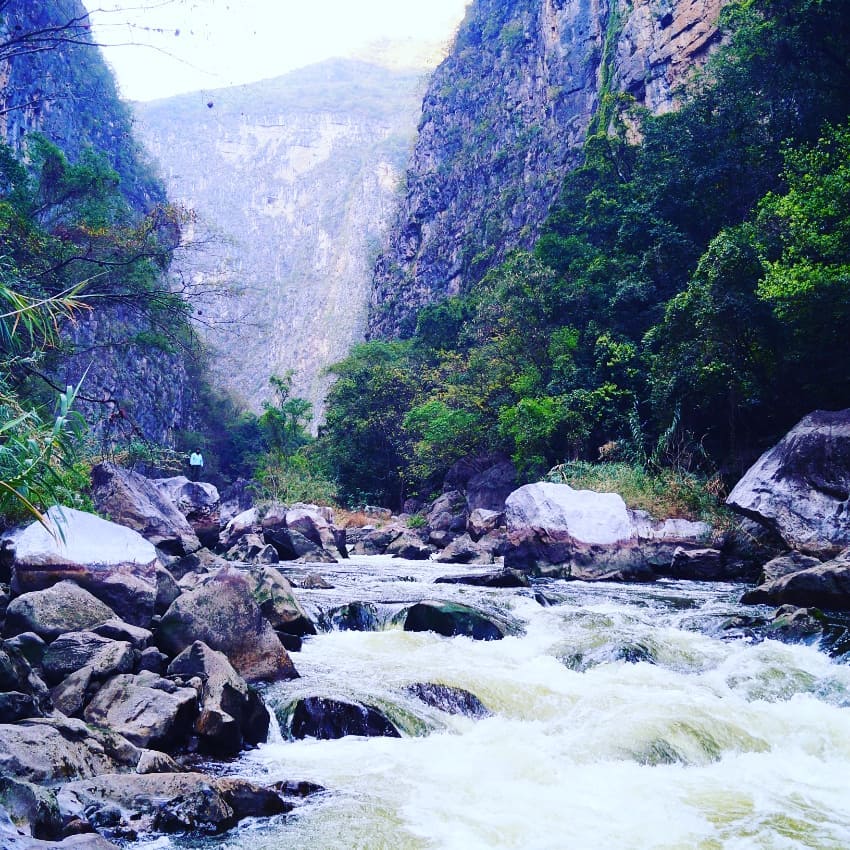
[157,568,298,682]
[91,463,201,556]
[727,409,850,557]
[7,507,159,627]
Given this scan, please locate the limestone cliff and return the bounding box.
[369,0,724,337]
[0,0,196,443]
[134,60,425,421]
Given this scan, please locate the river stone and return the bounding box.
[759,551,822,584]
[4,632,46,668]
[42,632,135,686]
[167,641,269,756]
[433,533,495,565]
[57,773,290,838]
[83,672,198,750]
[152,476,221,548]
[467,508,505,541]
[4,582,115,642]
[225,533,271,563]
[244,566,316,636]
[91,619,151,649]
[425,490,468,533]
[0,716,139,784]
[385,531,434,560]
[157,567,298,682]
[0,777,62,840]
[91,463,201,556]
[435,569,529,588]
[350,525,404,556]
[766,605,827,643]
[219,507,258,551]
[727,409,850,557]
[325,602,379,632]
[51,666,94,717]
[741,554,850,610]
[406,682,492,717]
[287,697,401,740]
[8,507,159,627]
[403,601,506,641]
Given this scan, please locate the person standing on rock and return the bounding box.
[189,449,204,481]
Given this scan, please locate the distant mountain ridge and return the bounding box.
[134,58,427,420]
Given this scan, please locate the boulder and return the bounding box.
[157,568,298,682]
[385,531,434,560]
[7,508,159,627]
[83,672,198,751]
[0,716,139,784]
[300,572,333,589]
[741,552,850,610]
[350,525,404,556]
[137,648,169,675]
[42,632,134,686]
[219,507,258,551]
[91,620,151,650]
[467,508,505,541]
[167,641,269,756]
[727,409,850,557]
[225,533,277,564]
[261,505,341,563]
[465,461,517,512]
[218,478,254,526]
[405,682,491,718]
[152,476,221,547]
[759,551,822,584]
[4,582,115,642]
[0,777,62,840]
[168,547,229,580]
[0,641,50,719]
[667,548,730,581]
[766,604,826,643]
[425,490,468,533]
[244,566,315,636]
[503,483,714,578]
[91,463,201,556]
[4,632,46,668]
[154,565,181,615]
[286,697,400,740]
[57,773,290,838]
[51,667,94,717]
[324,602,379,632]
[435,569,529,588]
[403,601,507,641]
[433,533,495,565]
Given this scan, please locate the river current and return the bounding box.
[137,555,850,850]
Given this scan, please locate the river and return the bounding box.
[136,555,850,850]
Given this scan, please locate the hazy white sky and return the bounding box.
[84,0,471,101]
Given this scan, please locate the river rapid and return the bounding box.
[137,555,850,850]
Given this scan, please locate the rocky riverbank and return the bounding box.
[1,409,848,847]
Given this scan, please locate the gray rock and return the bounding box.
[435,569,529,588]
[385,532,434,560]
[152,476,221,547]
[425,490,468,533]
[759,551,822,584]
[467,508,505,541]
[91,463,201,556]
[300,572,333,589]
[154,564,181,614]
[7,507,159,627]
[403,601,508,640]
[91,619,151,649]
[4,633,46,668]
[406,682,491,718]
[219,507,259,551]
[434,533,494,565]
[51,666,94,717]
[0,642,50,718]
[0,777,61,840]
[157,567,298,682]
[57,773,289,837]
[42,632,134,686]
[0,716,139,784]
[4,582,114,642]
[727,409,850,557]
[84,672,198,750]
[465,461,516,512]
[350,525,404,555]
[137,647,169,675]
[667,548,729,581]
[261,505,341,563]
[741,555,850,610]
[286,697,400,740]
[167,641,269,756]
[244,566,315,636]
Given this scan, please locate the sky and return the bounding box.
[84,0,471,101]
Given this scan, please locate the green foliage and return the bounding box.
[252,448,337,505]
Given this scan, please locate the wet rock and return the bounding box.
[167,641,269,756]
[91,463,201,556]
[8,507,159,627]
[741,554,850,611]
[157,567,298,682]
[767,605,827,643]
[403,601,506,641]
[57,773,290,838]
[42,632,134,686]
[435,569,529,588]
[300,573,333,589]
[325,602,379,632]
[244,566,315,636]
[225,532,268,563]
[0,716,139,784]
[219,479,254,526]
[406,682,491,717]
[434,533,495,565]
[287,697,401,740]
[727,409,850,557]
[83,673,198,751]
[276,632,303,652]
[0,777,62,840]
[385,532,434,560]
[152,476,221,548]
[271,780,325,798]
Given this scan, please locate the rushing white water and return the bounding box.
[142,556,850,850]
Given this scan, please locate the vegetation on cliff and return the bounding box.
[320,0,850,508]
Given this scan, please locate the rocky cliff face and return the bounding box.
[0,0,195,443]
[369,0,724,337]
[134,60,425,420]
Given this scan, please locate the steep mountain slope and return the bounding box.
[0,0,196,442]
[369,0,724,337]
[134,60,426,420]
